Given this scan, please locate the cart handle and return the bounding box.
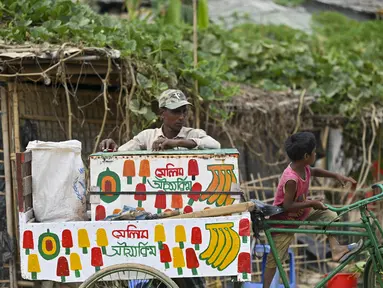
[326,183,383,213]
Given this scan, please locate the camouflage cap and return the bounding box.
[158,89,192,110]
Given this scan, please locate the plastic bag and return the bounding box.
[26,140,86,222]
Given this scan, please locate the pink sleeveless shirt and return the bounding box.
[270,165,312,228]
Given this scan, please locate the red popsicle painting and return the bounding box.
[91,247,104,272]
[186,248,199,275]
[23,230,34,255]
[237,252,251,280]
[155,190,167,214]
[188,182,202,206]
[62,230,73,255]
[56,257,69,282]
[188,159,199,181]
[239,218,250,244]
[191,227,202,250]
[160,244,172,269]
[135,183,147,208]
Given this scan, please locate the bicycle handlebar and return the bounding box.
[325,183,383,213]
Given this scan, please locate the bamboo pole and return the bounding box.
[11,83,20,153]
[192,0,200,129]
[9,82,20,262]
[1,85,18,288]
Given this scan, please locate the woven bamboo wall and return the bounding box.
[16,82,120,157]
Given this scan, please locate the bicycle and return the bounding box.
[251,183,383,288]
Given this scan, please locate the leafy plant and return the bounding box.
[273,0,305,7]
[0,1,382,149]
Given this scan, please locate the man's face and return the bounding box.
[162,105,188,131]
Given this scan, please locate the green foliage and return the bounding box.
[198,13,383,127]
[273,0,305,7]
[0,1,382,138]
[0,0,232,132]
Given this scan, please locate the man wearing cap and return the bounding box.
[100,89,220,152]
[100,89,214,288]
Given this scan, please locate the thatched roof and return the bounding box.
[0,44,120,61]
[315,0,383,13]
[0,44,122,86]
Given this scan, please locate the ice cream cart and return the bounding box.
[17,149,252,287]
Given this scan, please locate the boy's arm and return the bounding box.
[310,167,357,186]
[283,180,327,211]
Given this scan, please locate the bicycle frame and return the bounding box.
[262,184,383,288]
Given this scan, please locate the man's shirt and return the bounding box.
[118,126,221,151]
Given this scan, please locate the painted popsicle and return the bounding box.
[78,229,90,254]
[160,244,172,269]
[62,229,73,255]
[238,252,251,280]
[91,247,104,272]
[96,228,109,255]
[95,205,106,221]
[27,254,40,280]
[172,247,185,276]
[186,248,199,275]
[171,194,183,211]
[239,218,251,244]
[188,182,202,206]
[155,190,167,214]
[135,183,147,208]
[56,256,69,283]
[70,253,82,278]
[183,206,193,214]
[139,159,150,184]
[188,159,199,181]
[155,224,166,250]
[23,230,34,255]
[175,225,186,249]
[191,227,202,250]
[123,159,136,185]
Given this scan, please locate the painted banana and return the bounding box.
[200,222,241,271]
[218,226,241,270]
[206,228,225,265]
[212,227,232,269]
[216,169,233,206]
[200,224,218,260]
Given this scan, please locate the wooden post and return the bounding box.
[1,85,18,288]
[192,0,200,129]
[9,82,20,261]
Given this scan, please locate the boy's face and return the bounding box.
[305,148,317,165]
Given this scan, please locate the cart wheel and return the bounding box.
[363,256,383,288]
[79,263,179,288]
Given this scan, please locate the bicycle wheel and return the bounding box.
[79,263,179,288]
[363,256,383,288]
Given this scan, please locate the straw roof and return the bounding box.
[0,44,122,86]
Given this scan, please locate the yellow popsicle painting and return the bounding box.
[70,253,82,278]
[155,224,166,250]
[28,254,40,280]
[175,225,186,249]
[77,229,90,254]
[172,247,185,275]
[96,228,108,255]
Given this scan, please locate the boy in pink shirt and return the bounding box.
[263,132,362,288]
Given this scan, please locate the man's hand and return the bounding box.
[152,138,179,151]
[336,174,357,187]
[311,200,328,210]
[99,139,118,152]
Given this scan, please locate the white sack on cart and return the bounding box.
[26,140,86,222]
